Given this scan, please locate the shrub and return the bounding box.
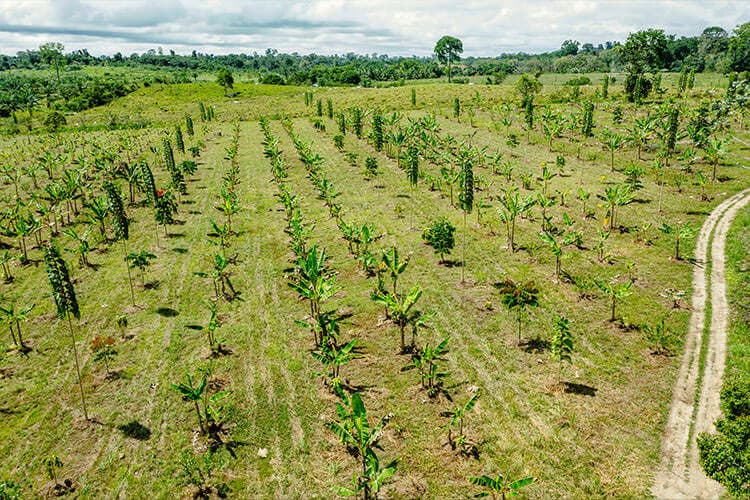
[423,218,456,263]
[261,73,286,85]
[563,76,591,86]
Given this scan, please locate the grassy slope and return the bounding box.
[0,76,748,498]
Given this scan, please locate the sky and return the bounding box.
[0,0,748,57]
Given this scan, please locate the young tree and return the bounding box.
[104,181,135,306]
[216,68,234,96]
[42,455,63,487]
[494,279,540,344]
[126,250,157,287]
[43,244,87,420]
[516,74,542,106]
[422,218,456,264]
[39,42,65,84]
[90,335,117,375]
[434,36,464,83]
[458,148,474,281]
[550,315,573,383]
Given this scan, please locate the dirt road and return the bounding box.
[653,189,750,499]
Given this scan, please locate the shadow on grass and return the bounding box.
[156,307,179,317]
[522,337,550,353]
[118,420,152,440]
[441,259,463,268]
[172,247,189,254]
[563,382,597,397]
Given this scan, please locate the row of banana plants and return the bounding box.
[273,114,535,497]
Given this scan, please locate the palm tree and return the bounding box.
[468,473,535,499]
[494,279,540,344]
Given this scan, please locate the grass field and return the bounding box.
[0,74,748,498]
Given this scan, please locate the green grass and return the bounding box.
[0,73,748,498]
[725,204,750,382]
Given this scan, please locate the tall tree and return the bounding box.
[39,42,65,84]
[434,36,464,83]
[43,244,87,420]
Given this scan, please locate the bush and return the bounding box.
[563,76,592,86]
[44,111,66,132]
[261,73,286,85]
[423,218,456,263]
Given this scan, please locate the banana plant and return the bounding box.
[84,196,108,239]
[402,335,450,397]
[468,473,535,499]
[288,246,339,346]
[371,284,425,353]
[381,246,409,296]
[599,184,633,232]
[0,302,35,351]
[216,188,240,233]
[327,391,396,500]
[442,391,480,456]
[493,279,540,344]
[659,222,698,260]
[312,336,359,392]
[595,277,633,322]
[63,228,93,268]
[497,188,535,253]
[172,373,208,435]
[0,250,13,282]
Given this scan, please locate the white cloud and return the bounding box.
[0,0,748,56]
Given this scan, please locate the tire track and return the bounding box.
[653,188,750,499]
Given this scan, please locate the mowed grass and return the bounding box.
[0,75,748,497]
